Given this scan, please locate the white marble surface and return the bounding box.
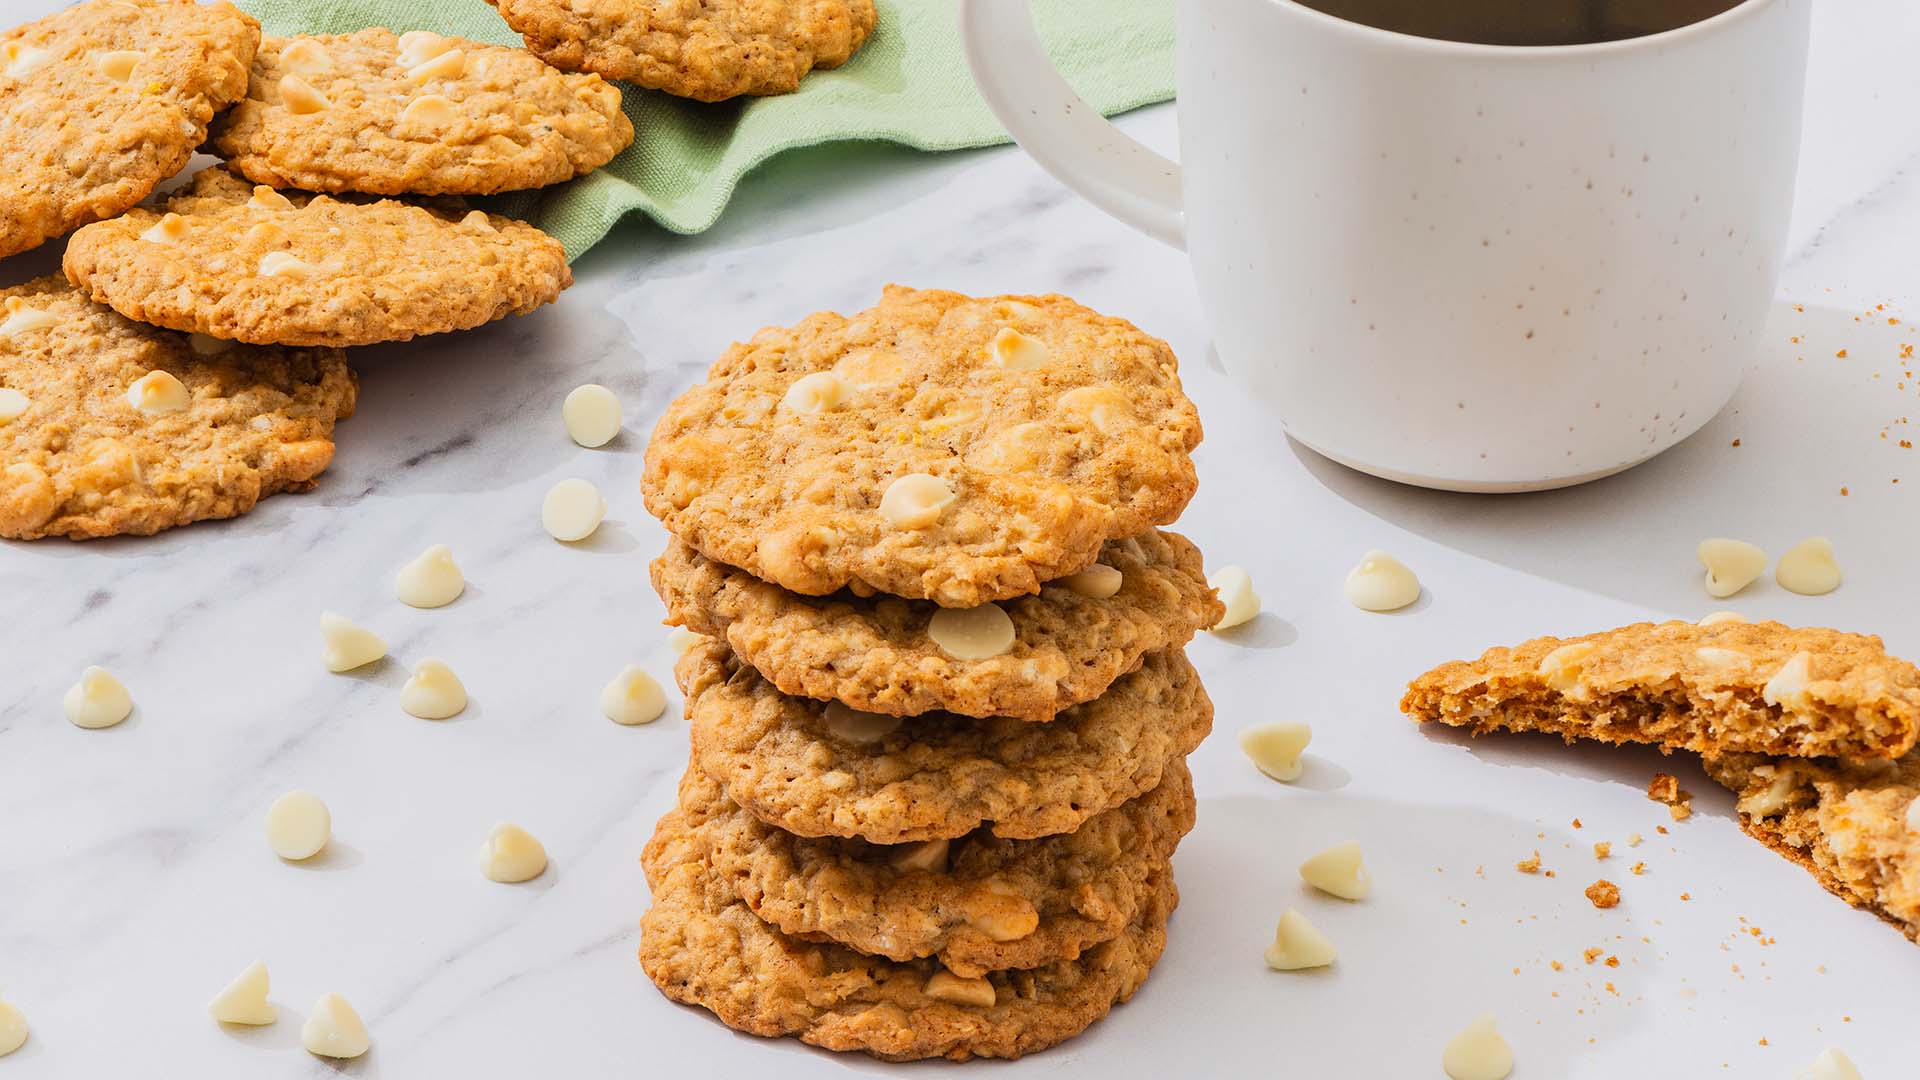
[5,2,1920,1076]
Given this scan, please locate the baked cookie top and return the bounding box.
[640,803,1174,1062]
[0,276,355,541]
[210,29,634,197]
[1706,749,1919,942]
[0,0,257,258]
[1402,618,1920,760]
[490,0,876,102]
[62,169,571,347]
[644,286,1203,608]
[651,530,1221,721]
[679,640,1210,844]
[688,758,1192,978]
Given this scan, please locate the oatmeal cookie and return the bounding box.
[1402,619,1920,760]
[680,640,1211,844]
[1706,749,1920,944]
[0,0,257,258]
[639,804,1175,1061]
[0,276,354,540]
[490,0,876,102]
[210,29,633,196]
[643,286,1203,607]
[62,168,570,347]
[651,530,1221,720]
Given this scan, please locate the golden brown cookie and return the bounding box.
[639,802,1175,1062]
[679,640,1211,844]
[0,276,355,540]
[688,758,1193,977]
[62,169,571,347]
[1706,749,1919,944]
[1402,619,1920,760]
[651,530,1221,720]
[0,0,257,258]
[490,0,876,102]
[643,286,1203,607]
[210,29,634,196]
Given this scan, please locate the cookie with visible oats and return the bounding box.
[0,276,355,541]
[651,530,1221,721]
[1402,618,1920,760]
[640,801,1175,1062]
[491,0,876,103]
[679,640,1210,845]
[643,286,1203,608]
[1706,749,1920,944]
[687,758,1192,978]
[0,0,258,258]
[210,29,633,196]
[62,168,570,347]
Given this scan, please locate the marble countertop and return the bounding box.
[6,2,1920,1076]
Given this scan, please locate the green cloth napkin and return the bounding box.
[231,0,1174,258]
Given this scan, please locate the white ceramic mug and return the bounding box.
[960,0,1811,491]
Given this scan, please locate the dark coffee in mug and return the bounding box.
[1286,0,1750,45]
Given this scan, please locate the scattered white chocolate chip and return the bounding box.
[207,961,276,1026]
[63,666,132,729]
[394,544,465,608]
[781,371,846,414]
[562,383,622,447]
[541,478,607,542]
[400,659,467,720]
[396,29,454,67]
[970,886,1040,942]
[823,700,902,744]
[1776,536,1841,596]
[265,791,331,861]
[878,473,955,529]
[600,666,666,726]
[478,823,547,882]
[406,47,466,84]
[1697,538,1766,598]
[0,998,25,1057]
[1737,765,1799,818]
[278,38,334,75]
[1058,563,1122,599]
[1762,651,1813,710]
[667,627,706,655]
[248,186,294,211]
[923,971,996,1007]
[278,74,330,114]
[0,388,28,424]
[1795,1049,1864,1080]
[926,603,1016,660]
[1698,610,1746,627]
[988,326,1048,370]
[1693,647,1749,670]
[300,993,369,1060]
[0,298,57,337]
[1239,722,1312,782]
[2,41,52,77]
[1264,908,1337,971]
[1343,550,1421,612]
[1537,641,1597,700]
[319,612,387,672]
[125,369,190,415]
[890,838,951,873]
[399,93,454,131]
[1299,840,1370,900]
[93,49,144,82]
[1905,797,1920,834]
[1442,1014,1514,1080]
[1207,565,1259,631]
[140,212,186,244]
[257,251,320,279]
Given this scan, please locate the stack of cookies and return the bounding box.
[635,285,1221,1060]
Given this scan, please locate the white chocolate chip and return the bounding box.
[1058,563,1123,599]
[1207,565,1259,631]
[394,544,464,608]
[406,47,466,84]
[562,383,622,447]
[1536,641,1597,700]
[207,960,276,1026]
[1239,722,1312,782]
[62,666,131,730]
[300,993,369,1059]
[600,666,666,726]
[781,371,847,414]
[399,93,455,132]
[278,74,331,114]
[1697,538,1766,598]
[0,388,28,424]
[1299,840,1370,900]
[1762,651,1813,710]
[126,369,190,415]
[1055,386,1128,433]
[0,299,58,337]
[478,823,547,882]
[667,627,706,655]
[400,659,467,720]
[833,348,908,389]
[969,887,1040,943]
[2,41,52,77]
[257,251,320,279]
[823,700,902,744]
[1344,550,1421,612]
[1736,765,1799,818]
[1698,610,1746,627]
[1776,536,1841,596]
[988,326,1048,370]
[992,299,1043,322]
[0,1000,25,1057]
[265,790,331,860]
[459,209,495,232]
[278,38,334,76]
[1264,908,1337,971]
[878,473,955,530]
[396,30,455,67]
[319,611,387,672]
[923,971,995,1007]
[140,212,186,244]
[248,186,295,212]
[889,838,950,873]
[93,49,144,82]
[1796,1049,1864,1080]
[1693,647,1749,670]
[541,478,607,541]
[1442,1014,1514,1080]
[1904,797,1920,835]
[926,603,1015,660]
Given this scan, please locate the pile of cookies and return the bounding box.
[635,285,1220,1060]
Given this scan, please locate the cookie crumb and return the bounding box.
[1593,841,1612,860]
[1631,861,1647,876]
[1648,773,1680,803]
[1626,832,1643,847]
[1516,851,1542,874]
[1583,947,1604,964]
[1585,879,1621,909]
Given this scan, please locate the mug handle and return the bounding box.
[957,0,1186,250]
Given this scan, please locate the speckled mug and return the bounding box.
[961,0,1811,491]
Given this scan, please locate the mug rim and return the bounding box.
[1252,0,1779,55]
